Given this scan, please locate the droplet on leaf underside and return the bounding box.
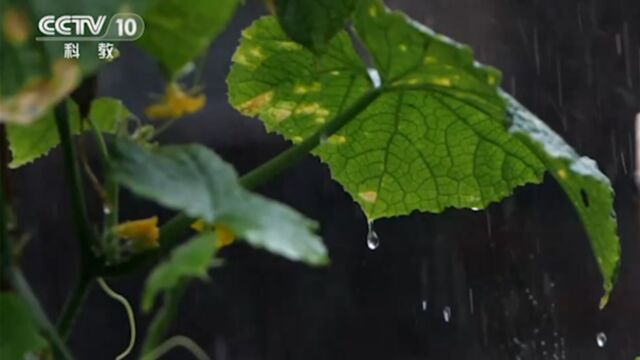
[366,220,380,250]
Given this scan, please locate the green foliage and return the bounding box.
[274,0,355,53]
[138,0,240,76]
[87,98,132,133]
[506,93,620,305]
[227,0,619,299]
[6,98,129,168]
[142,232,217,311]
[110,139,328,265]
[0,293,47,359]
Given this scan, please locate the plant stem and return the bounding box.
[54,101,95,260]
[12,270,75,360]
[57,273,93,339]
[54,101,98,338]
[87,117,119,257]
[140,282,188,355]
[0,125,10,284]
[239,88,382,189]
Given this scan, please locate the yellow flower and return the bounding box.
[215,224,236,248]
[144,83,206,120]
[190,219,206,232]
[116,216,160,252]
[190,220,236,248]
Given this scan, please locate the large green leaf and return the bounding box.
[228,9,545,218]
[6,98,130,168]
[506,93,620,306]
[142,232,217,311]
[0,293,47,359]
[227,0,619,301]
[138,0,240,76]
[110,139,328,266]
[274,0,355,53]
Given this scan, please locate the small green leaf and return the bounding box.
[138,0,240,76]
[506,92,620,306]
[274,0,355,53]
[7,98,130,168]
[0,293,47,359]
[87,97,131,133]
[110,139,328,266]
[142,232,217,311]
[227,0,620,300]
[7,101,81,168]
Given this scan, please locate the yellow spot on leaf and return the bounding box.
[237,91,273,116]
[292,136,304,144]
[249,47,264,58]
[369,5,378,17]
[296,103,320,114]
[294,82,322,94]
[0,59,81,124]
[267,101,296,122]
[275,41,303,50]
[359,191,378,203]
[234,53,251,66]
[432,77,452,87]
[424,55,437,65]
[327,135,347,144]
[3,7,30,44]
[117,216,160,252]
[144,82,206,120]
[557,169,568,179]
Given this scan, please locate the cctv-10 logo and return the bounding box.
[36,13,144,41]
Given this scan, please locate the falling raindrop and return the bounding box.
[421,300,427,311]
[442,306,452,322]
[533,27,541,75]
[103,205,112,215]
[596,332,607,347]
[366,220,380,250]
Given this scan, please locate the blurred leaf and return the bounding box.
[0,293,47,359]
[138,0,240,76]
[227,0,620,299]
[88,97,131,133]
[110,139,328,265]
[0,0,149,124]
[274,0,355,53]
[7,98,130,168]
[506,92,620,306]
[142,231,216,311]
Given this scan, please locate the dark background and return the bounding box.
[9,0,640,359]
